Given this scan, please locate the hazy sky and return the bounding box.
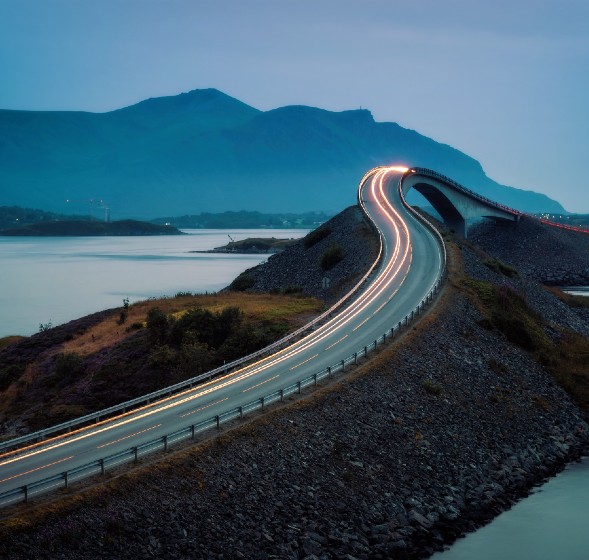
[1,0,588,211]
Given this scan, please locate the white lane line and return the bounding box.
[97,424,162,449]
[0,455,75,484]
[242,375,280,393]
[289,353,319,371]
[325,334,348,351]
[180,397,230,418]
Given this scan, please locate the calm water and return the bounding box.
[0,229,306,338]
[432,457,589,560]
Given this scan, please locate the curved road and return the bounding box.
[0,166,445,505]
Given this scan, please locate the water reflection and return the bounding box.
[432,457,589,560]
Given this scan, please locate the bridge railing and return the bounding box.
[409,167,589,235]
[0,251,447,509]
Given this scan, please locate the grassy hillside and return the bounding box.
[0,292,322,434]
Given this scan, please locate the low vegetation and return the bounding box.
[0,293,323,433]
[462,276,589,412]
[482,257,518,278]
[320,243,345,270]
[303,226,332,248]
[212,237,298,253]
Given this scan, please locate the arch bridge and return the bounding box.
[399,167,521,237]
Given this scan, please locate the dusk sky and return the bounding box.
[1,0,588,211]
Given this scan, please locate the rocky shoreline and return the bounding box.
[2,210,589,559]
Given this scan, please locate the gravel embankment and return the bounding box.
[231,205,378,301]
[2,209,589,560]
[468,216,589,286]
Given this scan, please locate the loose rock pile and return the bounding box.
[231,206,377,301]
[468,216,589,287]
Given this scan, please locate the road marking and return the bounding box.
[0,455,74,484]
[289,353,319,371]
[242,375,279,393]
[96,424,162,449]
[352,317,370,332]
[180,397,229,418]
[325,334,348,350]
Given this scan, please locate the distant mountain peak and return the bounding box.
[110,87,259,116]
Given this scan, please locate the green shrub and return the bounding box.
[126,322,144,333]
[147,307,170,344]
[148,344,177,367]
[483,258,518,278]
[422,380,442,395]
[0,364,25,391]
[321,244,344,270]
[55,352,84,380]
[229,272,256,291]
[304,226,331,248]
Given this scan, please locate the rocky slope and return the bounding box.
[468,216,589,286]
[228,205,378,301]
[2,211,589,560]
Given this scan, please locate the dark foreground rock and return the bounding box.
[2,211,589,560]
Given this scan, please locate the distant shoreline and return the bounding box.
[190,237,298,254]
[0,219,183,237]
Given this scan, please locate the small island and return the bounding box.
[0,219,183,236]
[193,237,298,254]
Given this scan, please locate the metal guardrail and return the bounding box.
[0,261,446,509]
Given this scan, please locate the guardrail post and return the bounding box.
[364,346,368,357]
[374,340,377,350]
[297,381,302,394]
[327,367,332,378]
[191,425,195,439]
[341,359,345,372]
[64,471,69,489]
[398,321,402,331]
[383,331,386,342]
[354,352,358,365]
[313,373,317,386]
[133,446,138,463]
[100,458,105,475]
[239,406,243,418]
[23,485,28,503]
[261,397,265,410]
[216,415,220,429]
[280,389,284,401]
[163,435,168,452]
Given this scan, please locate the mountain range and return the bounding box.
[0,88,564,218]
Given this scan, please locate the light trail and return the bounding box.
[0,456,74,484]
